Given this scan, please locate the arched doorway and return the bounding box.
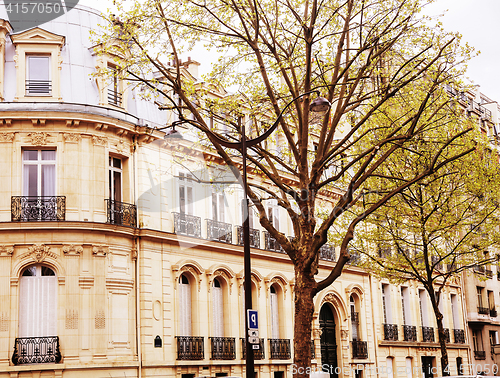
[320,304,338,378]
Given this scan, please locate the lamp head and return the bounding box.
[164,127,183,140]
[310,96,331,113]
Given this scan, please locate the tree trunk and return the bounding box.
[293,268,316,378]
[435,311,450,376]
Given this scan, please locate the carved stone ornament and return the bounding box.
[266,277,287,299]
[28,132,50,146]
[340,329,349,340]
[0,245,14,257]
[62,244,83,256]
[115,139,128,153]
[92,245,108,257]
[131,247,137,261]
[177,266,202,292]
[28,244,57,263]
[0,133,14,143]
[62,133,82,143]
[92,136,107,146]
[208,270,233,294]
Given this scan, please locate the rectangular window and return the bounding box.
[178,172,193,215]
[419,290,429,327]
[108,64,122,107]
[212,191,225,222]
[451,294,460,329]
[477,287,484,308]
[473,330,483,351]
[267,200,279,231]
[109,157,122,203]
[26,56,51,95]
[401,287,411,325]
[488,290,495,310]
[23,150,56,197]
[382,284,392,323]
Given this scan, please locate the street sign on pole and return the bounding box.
[248,329,259,338]
[247,310,258,329]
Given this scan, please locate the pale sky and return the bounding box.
[79,0,500,101]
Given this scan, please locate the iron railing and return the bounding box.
[241,338,265,360]
[474,265,486,274]
[347,251,361,266]
[176,336,204,360]
[454,329,465,344]
[319,245,336,261]
[12,336,61,365]
[383,324,398,341]
[403,325,417,342]
[351,340,368,359]
[443,328,450,343]
[264,231,284,253]
[269,338,291,359]
[209,337,235,360]
[237,226,260,248]
[478,306,489,315]
[486,269,493,278]
[422,326,435,342]
[108,89,122,107]
[26,80,51,95]
[491,309,498,317]
[173,213,201,238]
[474,350,486,360]
[106,199,137,227]
[11,196,66,221]
[207,219,232,243]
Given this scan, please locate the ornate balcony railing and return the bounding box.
[269,338,291,359]
[108,89,122,107]
[347,251,361,266]
[319,245,336,261]
[421,326,435,342]
[478,306,489,315]
[351,340,368,359]
[491,309,498,317]
[403,325,417,342]
[12,336,61,365]
[173,213,201,238]
[474,265,486,274]
[264,231,284,253]
[207,219,232,244]
[454,329,465,344]
[237,226,260,248]
[176,336,204,360]
[241,338,265,360]
[383,324,398,341]
[474,350,486,360]
[486,269,493,278]
[209,337,235,360]
[106,199,137,227]
[443,328,450,343]
[26,80,51,95]
[11,196,66,222]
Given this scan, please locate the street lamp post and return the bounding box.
[163,91,330,378]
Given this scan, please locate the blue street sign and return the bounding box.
[247,309,258,329]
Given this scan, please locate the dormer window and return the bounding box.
[107,64,122,107]
[26,55,51,95]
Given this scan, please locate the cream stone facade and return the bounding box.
[0,5,496,378]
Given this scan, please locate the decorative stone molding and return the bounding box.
[0,133,14,142]
[62,133,82,143]
[265,274,288,299]
[27,132,50,146]
[340,329,349,340]
[79,276,95,288]
[93,245,108,257]
[65,309,79,329]
[207,269,233,294]
[65,120,80,127]
[92,136,108,146]
[95,310,105,329]
[131,247,137,261]
[63,244,83,256]
[31,119,46,126]
[172,262,204,292]
[26,244,57,263]
[115,138,128,154]
[0,245,14,257]
[237,272,262,297]
[345,284,364,302]
[106,277,134,293]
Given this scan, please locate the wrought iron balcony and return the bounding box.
[173,212,201,238]
[443,328,450,343]
[108,89,122,107]
[264,231,284,253]
[421,326,435,342]
[403,325,417,342]
[176,336,204,360]
[383,324,398,341]
[347,251,361,266]
[319,244,336,261]
[491,309,498,317]
[26,80,51,95]
[11,196,66,222]
[474,350,486,360]
[486,269,493,278]
[351,340,368,359]
[474,265,486,274]
[209,337,235,360]
[106,199,137,227]
[207,219,232,244]
[454,329,465,344]
[12,336,61,365]
[241,338,265,360]
[237,226,260,248]
[478,306,489,315]
[269,338,291,359]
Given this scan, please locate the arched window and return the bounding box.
[19,264,57,338]
[270,285,279,339]
[212,278,224,337]
[178,274,192,336]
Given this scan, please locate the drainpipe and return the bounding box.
[133,134,142,378]
[369,273,379,378]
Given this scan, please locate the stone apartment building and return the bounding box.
[0,4,496,378]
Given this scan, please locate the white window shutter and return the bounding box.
[213,286,224,337]
[270,292,279,339]
[179,280,192,336]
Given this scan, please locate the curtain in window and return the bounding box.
[213,284,224,337]
[270,290,279,339]
[178,278,191,336]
